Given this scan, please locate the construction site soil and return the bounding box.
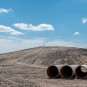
[0,46,87,87]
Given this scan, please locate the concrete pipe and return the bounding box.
[70,65,79,74]
[47,65,87,79]
[47,65,59,78]
[75,65,87,79]
[60,65,73,79]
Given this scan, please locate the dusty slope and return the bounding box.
[0,46,87,87]
[0,46,87,66]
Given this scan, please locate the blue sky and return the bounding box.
[0,0,87,53]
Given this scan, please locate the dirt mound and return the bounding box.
[0,46,87,66]
[0,46,87,87]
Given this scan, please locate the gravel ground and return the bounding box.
[0,63,87,87]
[0,46,87,87]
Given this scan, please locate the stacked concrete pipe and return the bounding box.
[47,65,87,79]
[75,65,87,78]
[60,65,74,78]
[47,65,60,78]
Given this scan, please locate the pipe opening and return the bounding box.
[75,66,87,78]
[60,66,73,78]
[47,66,59,78]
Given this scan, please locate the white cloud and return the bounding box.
[46,40,87,48]
[46,40,77,47]
[13,23,54,31]
[82,18,87,23]
[0,36,87,54]
[0,37,45,53]
[0,8,13,13]
[74,32,80,36]
[0,25,23,35]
